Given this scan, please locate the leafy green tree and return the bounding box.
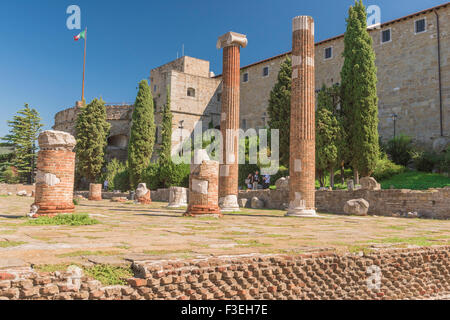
[128,80,156,188]
[2,104,43,183]
[268,57,291,167]
[341,0,380,180]
[75,98,111,184]
[159,87,173,164]
[101,159,130,192]
[316,85,341,188]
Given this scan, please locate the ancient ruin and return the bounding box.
[30,130,76,217]
[217,31,248,212]
[88,183,102,201]
[135,183,152,204]
[287,16,318,217]
[185,150,221,217]
[167,186,188,208]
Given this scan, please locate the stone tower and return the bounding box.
[287,16,318,217]
[216,31,248,212]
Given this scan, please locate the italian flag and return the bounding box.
[74,30,86,41]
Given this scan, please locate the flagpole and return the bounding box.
[81,27,87,103]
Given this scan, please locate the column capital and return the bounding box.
[217,31,248,49]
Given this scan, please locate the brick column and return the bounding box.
[31,130,76,217]
[287,16,318,217]
[89,184,102,201]
[217,31,248,212]
[185,150,221,217]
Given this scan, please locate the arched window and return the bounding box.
[187,87,196,97]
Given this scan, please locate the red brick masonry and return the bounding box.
[34,151,75,216]
[88,184,102,201]
[1,246,449,300]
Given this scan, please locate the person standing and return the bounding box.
[103,180,109,191]
[253,171,260,190]
[245,174,253,190]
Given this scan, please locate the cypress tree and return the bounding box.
[341,0,379,179]
[128,79,156,188]
[159,87,173,165]
[75,98,110,184]
[316,85,341,188]
[2,104,43,183]
[268,57,291,168]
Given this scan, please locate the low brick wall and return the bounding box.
[0,184,35,196]
[239,188,450,219]
[1,247,450,300]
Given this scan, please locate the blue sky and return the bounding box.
[0,0,445,137]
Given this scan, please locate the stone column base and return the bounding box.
[184,205,222,218]
[219,195,240,212]
[285,209,318,217]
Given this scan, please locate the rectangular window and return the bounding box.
[217,93,221,102]
[415,18,426,34]
[242,119,247,130]
[381,29,391,43]
[262,67,269,77]
[243,72,249,83]
[324,47,333,60]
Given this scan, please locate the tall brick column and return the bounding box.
[31,130,76,217]
[185,150,221,217]
[217,31,248,212]
[287,16,318,217]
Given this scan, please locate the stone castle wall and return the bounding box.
[1,247,450,300]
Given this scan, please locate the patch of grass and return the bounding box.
[25,214,99,226]
[33,263,72,273]
[0,240,26,248]
[143,249,194,255]
[83,264,133,286]
[265,234,289,238]
[187,226,220,231]
[189,242,210,249]
[348,245,373,255]
[372,236,439,247]
[0,229,16,235]
[223,231,249,236]
[56,250,120,258]
[380,171,450,190]
[115,243,131,250]
[383,225,408,231]
[235,239,272,248]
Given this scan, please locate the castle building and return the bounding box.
[54,3,449,161]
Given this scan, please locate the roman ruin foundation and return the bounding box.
[30,130,76,217]
[216,31,248,212]
[287,16,318,217]
[185,150,221,217]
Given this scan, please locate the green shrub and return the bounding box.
[103,159,130,192]
[144,162,190,190]
[372,156,406,181]
[412,151,439,173]
[159,162,190,188]
[386,135,414,166]
[2,166,20,184]
[438,147,450,173]
[143,163,160,190]
[380,171,450,190]
[73,198,79,206]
